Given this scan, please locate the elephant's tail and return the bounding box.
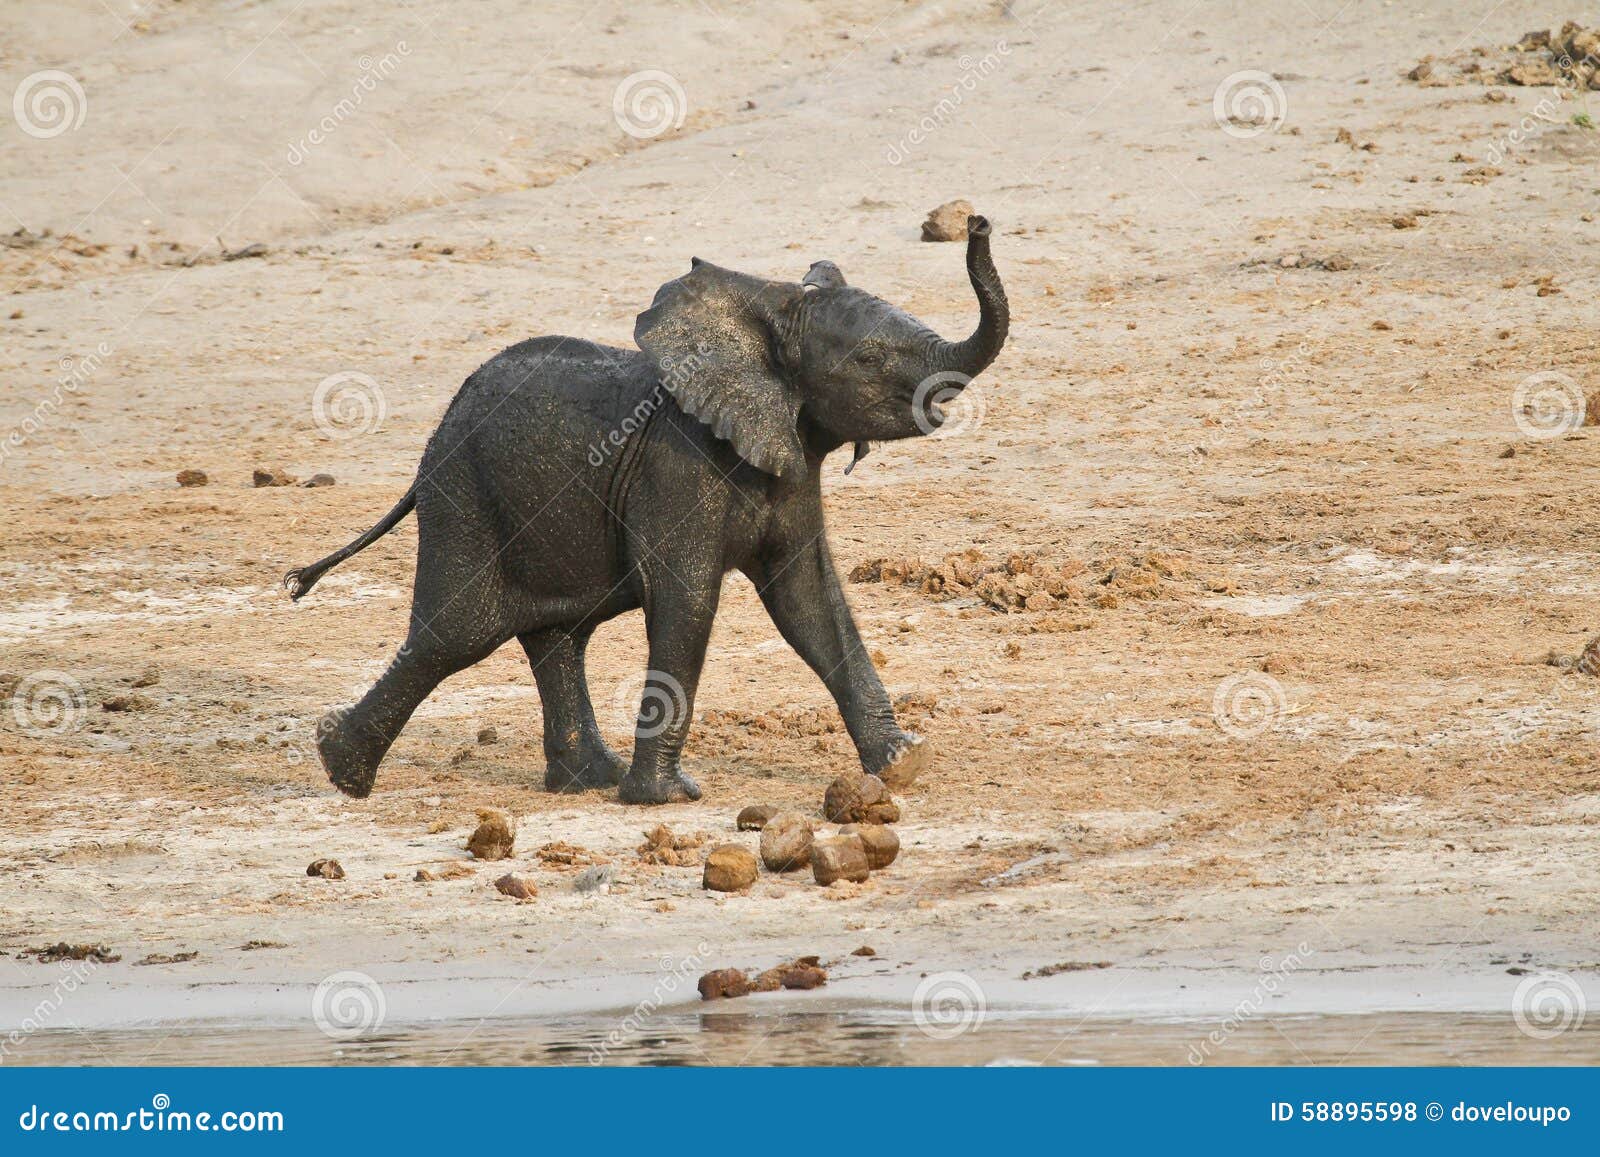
[283,485,417,601]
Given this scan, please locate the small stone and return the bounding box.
[703,844,758,892]
[759,812,815,872]
[754,956,827,990]
[1498,445,1517,459]
[301,473,337,488]
[101,693,152,713]
[1406,60,1433,81]
[572,864,615,894]
[811,837,871,885]
[839,823,900,870]
[781,963,827,989]
[851,945,877,957]
[921,198,975,242]
[467,809,516,860]
[494,873,537,900]
[1371,319,1392,331]
[307,858,345,880]
[176,469,207,487]
[414,869,437,882]
[252,467,296,487]
[476,725,499,745]
[129,665,160,688]
[736,804,778,831]
[698,968,752,1000]
[823,772,889,823]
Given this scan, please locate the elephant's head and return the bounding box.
[634,215,1009,479]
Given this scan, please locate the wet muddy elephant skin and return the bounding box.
[285,216,1009,804]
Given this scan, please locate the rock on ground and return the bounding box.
[703,844,759,892]
[811,837,870,885]
[467,809,516,860]
[759,812,814,872]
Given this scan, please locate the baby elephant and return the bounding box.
[287,215,1008,804]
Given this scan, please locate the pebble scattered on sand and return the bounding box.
[175,469,207,487]
[736,804,778,830]
[252,467,296,487]
[494,873,538,900]
[306,858,345,879]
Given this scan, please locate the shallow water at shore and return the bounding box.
[12,1012,1598,1067]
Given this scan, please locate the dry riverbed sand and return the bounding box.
[2,1,1599,1053]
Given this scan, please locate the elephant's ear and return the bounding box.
[634,259,807,478]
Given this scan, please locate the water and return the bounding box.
[13,1012,1598,1066]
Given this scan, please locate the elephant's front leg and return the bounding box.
[748,537,928,784]
[520,627,628,793]
[616,579,721,805]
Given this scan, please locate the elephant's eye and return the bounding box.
[854,347,886,369]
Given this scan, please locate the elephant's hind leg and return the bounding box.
[520,627,628,793]
[318,631,496,798]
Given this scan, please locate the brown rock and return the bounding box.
[921,198,975,242]
[101,693,152,713]
[754,955,828,990]
[302,473,337,488]
[1406,60,1432,81]
[703,844,758,892]
[467,809,516,860]
[759,812,814,872]
[851,945,877,957]
[476,725,499,745]
[252,467,296,487]
[637,824,710,866]
[175,469,207,488]
[811,837,871,885]
[781,963,827,989]
[494,873,537,900]
[129,665,161,688]
[307,858,345,879]
[736,804,778,831]
[824,772,892,823]
[697,968,752,1000]
[414,868,437,882]
[839,823,900,870]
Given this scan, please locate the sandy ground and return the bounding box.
[3,1,1600,1059]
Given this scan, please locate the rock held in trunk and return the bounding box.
[810,837,871,885]
[839,823,900,870]
[494,873,537,900]
[702,844,758,892]
[306,858,345,879]
[823,772,898,824]
[736,804,778,831]
[698,968,752,1000]
[759,812,814,872]
[921,198,975,242]
[467,809,516,860]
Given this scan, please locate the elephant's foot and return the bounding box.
[617,765,702,805]
[543,741,628,794]
[869,731,931,790]
[316,708,386,799]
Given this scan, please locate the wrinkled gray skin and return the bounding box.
[286,215,1009,804]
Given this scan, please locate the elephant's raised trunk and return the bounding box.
[932,215,1009,379]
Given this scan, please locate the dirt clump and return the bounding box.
[175,469,207,487]
[128,665,160,688]
[101,693,152,712]
[759,812,815,871]
[636,824,711,866]
[476,725,498,745]
[703,844,759,892]
[302,473,337,488]
[415,861,476,882]
[921,198,974,242]
[466,809,517,860]
[252,467,296,487]
[534,840,604,870]
[1022,960,1114,978]
[811,837,871,885]
[736,804,778,830]
[493,873,538,900]
[306,858,345,879]
[838,823,900,870]
[698,968,753,999]
[136,951,199,965]
[755,955,829,990]
[851,945,877,957]
[823,772,899,824]
[850,549,1196,615]
[20,943,121,963]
